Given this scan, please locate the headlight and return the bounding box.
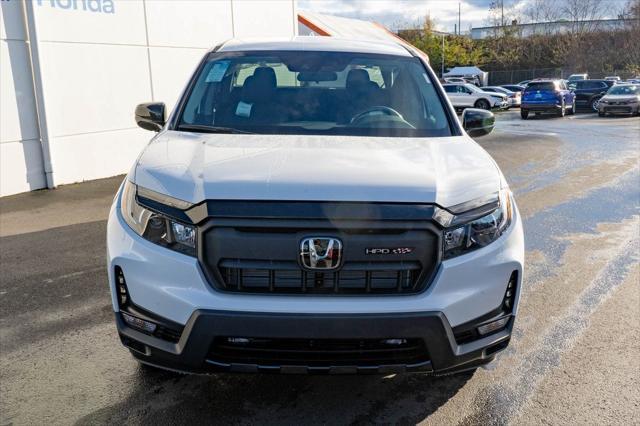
[600,99,608,104]
[434,189,513,260]
[121,180,196,256]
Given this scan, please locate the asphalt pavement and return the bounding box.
[1,110,639,425]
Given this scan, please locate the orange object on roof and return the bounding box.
[297,11,428,62]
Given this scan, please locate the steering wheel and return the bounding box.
[350,106,412,127]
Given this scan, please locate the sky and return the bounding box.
[298,0,628,33]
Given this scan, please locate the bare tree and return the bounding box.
[619,0,640,21]
[523,0,562,25]
[561,0,606,33]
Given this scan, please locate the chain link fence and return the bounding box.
[488,68,638,85]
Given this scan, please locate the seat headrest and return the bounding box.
[253,66,277,88]
[241,67,277,103]
[346,69,372,90]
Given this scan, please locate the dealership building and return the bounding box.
[1,0,301,196]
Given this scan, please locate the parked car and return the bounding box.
[443,83,509,110]
[109,37,524,376]
[520,79,575,119]
[445,75,480,86]
[567,73,588,81]
[567,79,615,112]
[501,84,526,94]
[516,80,531,86]
[481,86,521,107]
[463,75,481,86]
[597,84,640,116]
[604,76,621,82]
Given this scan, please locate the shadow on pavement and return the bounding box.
[76,366,475,425]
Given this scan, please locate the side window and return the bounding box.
[365,66,385,88]
[272,64,298,87]
[444,85,456,93]
[457,85,467,94]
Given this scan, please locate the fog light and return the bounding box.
[477,316,509,336]
[383,339,407,345]
[115,266,129,306]
[121,312,157,333]
[227,337,250,344]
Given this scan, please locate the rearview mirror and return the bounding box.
[135,102,165,132]
[462,108,495,137]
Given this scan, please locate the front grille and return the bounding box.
[605,106,632,112]
[199,202,441,295]
[208,337,429,367]
[220,262,420,294]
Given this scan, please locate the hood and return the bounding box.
[481,91,507,99]
[133,132,501,208]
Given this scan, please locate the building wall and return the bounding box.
[1,0,45,196]
[471,19,633,39]
[0,0,297,197]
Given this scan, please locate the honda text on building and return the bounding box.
[107,37,524,375]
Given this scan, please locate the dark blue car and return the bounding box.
[521,79,576,119]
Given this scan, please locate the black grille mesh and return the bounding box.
[220,264,421,294]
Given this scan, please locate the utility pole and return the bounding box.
[458,2,461,35]
[501,0,504,27]
[441,34,445,77]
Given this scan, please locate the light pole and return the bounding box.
[441,34,445,77]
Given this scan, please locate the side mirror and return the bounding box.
[135,102,165,132]
[462,108,495,137]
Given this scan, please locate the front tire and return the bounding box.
[568,99,576,115]
[591,98,600,112]
[521,109,529,119]
[475,99,490,110]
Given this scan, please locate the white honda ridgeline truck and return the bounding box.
[107,37,524,375]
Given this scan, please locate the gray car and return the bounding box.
[598,84,640,116]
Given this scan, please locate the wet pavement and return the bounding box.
[1,110,639,425]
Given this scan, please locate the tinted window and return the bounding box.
[525,82,556,91]
[178,50,452,137]
[444,85,456,93]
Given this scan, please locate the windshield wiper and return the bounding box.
[176,124,254,134]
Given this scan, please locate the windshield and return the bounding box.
[177,51,453,137]
[607,85,639,95]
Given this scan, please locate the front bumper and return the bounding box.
[599,104,639,115]
[508,98,521,107]
[117,308,514,375]
[107,189,524,374]
[493,99,509,109]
